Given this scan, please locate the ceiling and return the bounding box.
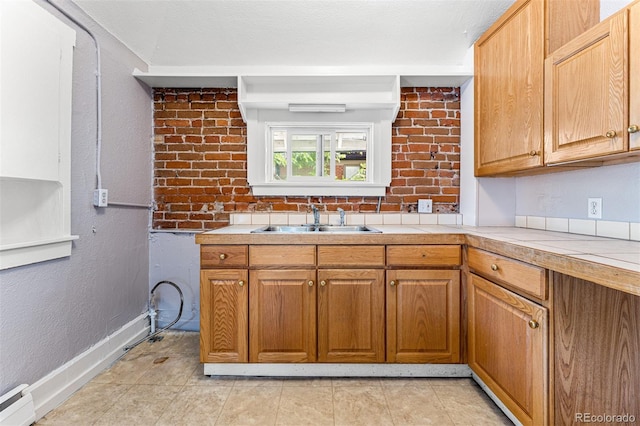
[71,0,516,79]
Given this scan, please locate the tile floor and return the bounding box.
[37,331,512,425]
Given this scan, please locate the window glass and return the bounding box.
[336,132,367,181]
[268,125,371,183]
[291,134,319,177]
[272,130,286,180]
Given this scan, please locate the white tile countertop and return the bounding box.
[197,224,640,296]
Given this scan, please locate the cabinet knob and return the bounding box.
[605,130,617,138]
[308,280,314,287]
[390,280,396,286]
[219,253,227,260]
[320,280,327,286]
[629,124,639,134]
[490,264,499,271]
[529,150,538,157]
[238,280,245,287]
[528,320,539,329]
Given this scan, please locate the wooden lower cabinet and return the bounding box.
[317,269,385,362]
[249,269,316,362]
[249,270,316,362]
[386,270,460,363]
[468,273,548,426]
[200,269,248,363]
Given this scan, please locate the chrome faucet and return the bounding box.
[311,204,320,226]
[337,208,345,226]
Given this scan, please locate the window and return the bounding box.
[239,75,397,197]
[268,124,371,183]
[247,115,391,197]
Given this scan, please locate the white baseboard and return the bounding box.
[204,363,472,377]
[472,372,521,426]
[26,313,149,421]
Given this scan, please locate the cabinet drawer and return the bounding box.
[250,245,316,267]
[318,245,385,267]
[386,245,461,267]
[467,247,547,300]
[201,245,248,268]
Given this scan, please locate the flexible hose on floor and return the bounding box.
[124,280,184,351]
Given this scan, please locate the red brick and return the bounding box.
[152,87,459,228]
[397,127,424,136]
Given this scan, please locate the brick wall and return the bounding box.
[153,87,460,230]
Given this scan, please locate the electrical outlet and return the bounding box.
[587,198,602,219]
[93,189,108,207]
[418,199,433,213]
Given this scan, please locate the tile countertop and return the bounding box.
[195,225,640,297]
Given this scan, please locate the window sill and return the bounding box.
[0,235,79,270]
[251,182,387,197]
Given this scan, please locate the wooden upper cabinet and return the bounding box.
[544,11,628,164]
[629,1,640,150]
[475,0,599,176]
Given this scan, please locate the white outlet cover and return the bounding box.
[418,199,433,213]
[587,197,602,219]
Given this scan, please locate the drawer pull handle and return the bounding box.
[605,130,617,138]
[529,150,538,156]
[238,280,245,287]
[308,280,314,287]
[629,124,639,134]
[219,253,227,260]
[490,264,499,271]
[320,280,327,286]
[390,280,396,286]
[528,320,539,329]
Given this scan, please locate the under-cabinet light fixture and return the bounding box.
[288,103,347,113]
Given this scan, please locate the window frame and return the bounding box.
[266,122,374,184]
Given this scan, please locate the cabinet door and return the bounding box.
[249,269,316,362]
[474,0,545,175]
[200,269,248,363]
[317,269,385,362]
[386,270,460,363]
[468,273,548,426]
[630,1,640,150]
[544,12,628,164]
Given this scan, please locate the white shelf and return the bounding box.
[132,65,473,89]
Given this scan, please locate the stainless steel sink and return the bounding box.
[251,225,381,233]
[316,225,381,233]
[251,225,316,233]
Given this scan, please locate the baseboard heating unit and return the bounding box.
[0,385,35,426]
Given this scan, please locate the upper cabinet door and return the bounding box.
[474,0,599,176]
[544,12,628,164]
[630,1,640,151]
[475,0,545,176]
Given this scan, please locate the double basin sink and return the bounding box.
[251,224,381,233]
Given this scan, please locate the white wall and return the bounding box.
[148,232,200,331]
[515,163,640,222]
[0,0,152,396]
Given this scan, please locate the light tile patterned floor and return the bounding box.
[37,331,512,425]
